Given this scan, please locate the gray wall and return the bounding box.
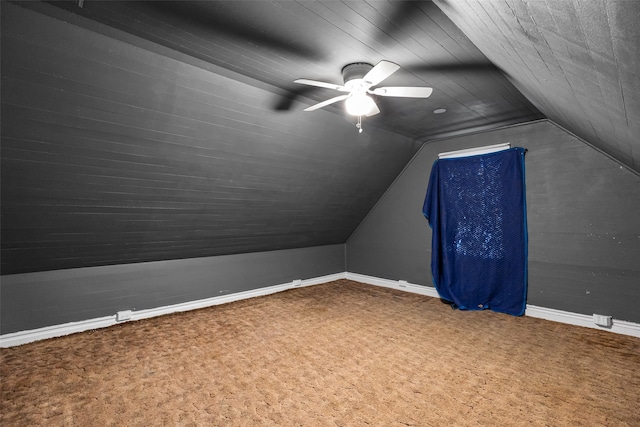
[347,120,640,323]
[1,244,344,334]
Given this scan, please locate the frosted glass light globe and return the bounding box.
[345,94,376,116]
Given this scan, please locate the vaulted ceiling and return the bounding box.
[437,0,640,172]
[23,0,546,139]
[1,1,638,274]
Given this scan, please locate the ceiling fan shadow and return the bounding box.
[272,86,325,112]
[134,2,324,62]
[403,61,508,77]
[373,1,434,46]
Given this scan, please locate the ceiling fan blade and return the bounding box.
[362,60,401,86]
[369,86,433,98]
[303,94,350,111]
[294,79,347,91]
[366,102,380,117]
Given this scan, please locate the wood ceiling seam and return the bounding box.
[536,1,606,146]
[450,4,552,120]
[475,2,543,86]
[603,1,633,164]
[545,0,628,164]
[435,2,537,112]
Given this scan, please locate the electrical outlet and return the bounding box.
[593,313,612,327]
[398,280,408,288]
[116,310,132,322]
[293,279,303,287]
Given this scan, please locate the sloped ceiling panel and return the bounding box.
[1,3,420,274]
[1,0,549,276]
[435,0,640,173]
[39,0,543,140]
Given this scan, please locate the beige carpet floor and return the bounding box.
[1,279,639,426]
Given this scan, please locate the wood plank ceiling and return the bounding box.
[34,0,544,139]
[435,0,640,172]
[3,0,637,275]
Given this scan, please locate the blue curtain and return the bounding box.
[423,147,528,316]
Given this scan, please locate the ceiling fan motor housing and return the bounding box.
[342,63,374,88]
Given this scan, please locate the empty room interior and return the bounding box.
[1,1,639,425]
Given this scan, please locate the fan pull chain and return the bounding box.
[356,115,363,133]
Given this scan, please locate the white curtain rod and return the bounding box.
[438,142,511,159]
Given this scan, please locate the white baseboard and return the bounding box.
[0,272,346,348]
[525,305,640,338]
[347,273,640,338]
[2,271,638,347]
[345,272,440,298]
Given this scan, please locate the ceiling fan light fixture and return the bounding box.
[345,93,376,116]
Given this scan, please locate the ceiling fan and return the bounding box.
[294,60,433,132]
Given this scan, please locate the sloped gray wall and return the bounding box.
[346,120,640,322]
[1,3,419,275]
[1,244,344,334]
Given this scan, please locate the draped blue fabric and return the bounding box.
[423,147,528,316]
